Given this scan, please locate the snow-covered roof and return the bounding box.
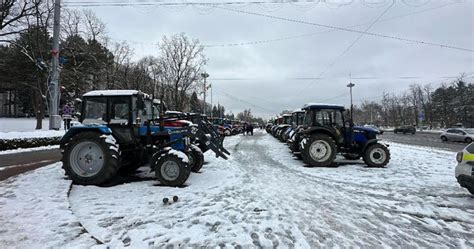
[292,108,304,113]
[83,90,140,97]
[282,114,292,117]
[302,103,345,110]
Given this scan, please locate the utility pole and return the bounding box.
[210,82,213,119]
[201,72,209,116]
[49,0,62,130]
[347,82,355,126]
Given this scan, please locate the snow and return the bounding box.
[168,149,190,163]
[0,145,59,155]
[0,163,100,248]
[302,103,345,109]
[83,90,139,96]
[0,130,473,247]
[0,118,65,139]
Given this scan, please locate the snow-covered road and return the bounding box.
[1,130,473,248]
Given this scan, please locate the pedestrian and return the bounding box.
[62,103,74,130]
[247,123,254,136]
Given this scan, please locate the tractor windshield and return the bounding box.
[315,109,344,128]
[297,113,305,126]
[109,97,130,124]
[284,116,292,124]
[303,111,313,126]
[83,97,107,124]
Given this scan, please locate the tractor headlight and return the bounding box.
[456,152,463,163]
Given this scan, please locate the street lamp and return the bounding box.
[347,82,355,126]
[201,72,209,115]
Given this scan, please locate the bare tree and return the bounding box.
[0,0,44,39]
[158,33,207,111]
[83,9,105,42]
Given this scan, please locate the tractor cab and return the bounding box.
[79,90,152,144]
[291,109,305,129]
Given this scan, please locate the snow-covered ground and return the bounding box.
[0,118,65,140]
[1,130,473,248]
[0,145,59,155]
[0,118,62,132]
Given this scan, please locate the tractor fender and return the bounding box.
[300,127,338,141]
[60,125,112,148]
[361,139,381,152]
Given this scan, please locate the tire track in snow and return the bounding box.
[230,132,474,247]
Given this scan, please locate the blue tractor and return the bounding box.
[297,103,390,167]
[60,90,229,187]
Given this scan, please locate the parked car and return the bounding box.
[394,125,416,134]
[455,143,474,194]
[440,128,474,143]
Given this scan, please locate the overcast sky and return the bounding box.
[66,0,473,119]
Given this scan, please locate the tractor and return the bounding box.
[286,109,305,151]
[297,103,390,167]
[59,90,229,187]
[275,114,292,141]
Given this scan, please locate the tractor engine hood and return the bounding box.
[354,126,379,134]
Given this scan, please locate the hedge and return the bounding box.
[0,136,62,151]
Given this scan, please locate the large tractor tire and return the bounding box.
[188,144,204,173]
[153,149,190,187]
[62,132,120,185]
[301,134,337,167]
[363,143,390,167]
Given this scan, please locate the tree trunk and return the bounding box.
[34,91,44,130]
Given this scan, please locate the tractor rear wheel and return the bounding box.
[363,143,390,167]
[153,150,190,186]
[62,132,120,185]
[188,144,204,173]
[301,134,336,167]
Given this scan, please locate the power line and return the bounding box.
[215,89,278,113]
[63,0,321,7]
[203,1,461,47]
[295,0,395,98]
[209,75,470,81]
[217,6,474,53]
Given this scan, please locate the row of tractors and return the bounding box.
[210,118,250,136]
[266,103,391,168]
[60,90,231,187]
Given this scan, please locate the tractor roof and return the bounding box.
[292,108,304,113]
[302,103,345,111]
[83,90,140,97]
[282,114,292,117]
[83,90,152,100]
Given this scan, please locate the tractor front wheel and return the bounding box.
[363,143,390,167]
[188,144,204,173]
[301,134,336,167]
[62,132,120,185]
[153,150,190,187]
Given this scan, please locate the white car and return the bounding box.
[440,128,474,143]
[455,143,474,194]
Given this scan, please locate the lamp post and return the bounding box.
[201,72,209,115]
[347,82,355,126]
